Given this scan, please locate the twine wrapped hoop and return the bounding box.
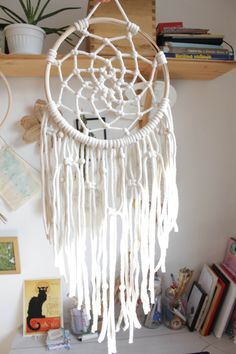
[41,1,178,353]
[45,16,170,148]
[0,71,12,128]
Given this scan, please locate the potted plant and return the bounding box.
[0,0,81,54]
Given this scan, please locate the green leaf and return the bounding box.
[0,17,14,24]
[37,7,81,23]
[34,0,51,23]
[0,6,26,23]
[33,0,42,19]
[41,26,80,46]
[18,1,28,17]
[26,0,31,12]
[41,25,67,35]
[18,0,33,22]
[27,0,35,23]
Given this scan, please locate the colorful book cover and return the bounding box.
[156,22,183,34]
[23,278,62,336]
[164,53,234,61]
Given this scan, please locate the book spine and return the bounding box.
[162,28,209,35]
[163,47,229,55]
[164,53,233,60]
[157,36,224,46]
[156,22,183,34]
[164,42,226,49]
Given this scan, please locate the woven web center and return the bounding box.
[49,24,160,140]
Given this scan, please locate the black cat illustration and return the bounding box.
[27,286,48,331]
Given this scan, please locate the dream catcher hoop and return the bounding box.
[41,1,178,353]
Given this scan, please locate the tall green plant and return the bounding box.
[0,0,81,39]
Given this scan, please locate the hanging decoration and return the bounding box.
[41,1,178,353]
[20,99,46,143]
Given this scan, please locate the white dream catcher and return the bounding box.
[41,0,178,353]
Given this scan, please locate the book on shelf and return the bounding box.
[156,22,209,35]
[213,265,236,338]
[162,46,230,55]
[195,264,218,331]
[164,53,234,61]
[222,236,236,275]
[161,28,209,35]
[199,264,229,336]
[157,34,224,46]
[156,22,183,34]
[162,42,229,50]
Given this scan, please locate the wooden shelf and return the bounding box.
[0,54,236,80]
[167,58,236,80]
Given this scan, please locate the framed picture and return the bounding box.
[0,237,20,274]
[23,278,62,336]
[186,281,207,331]
[75,116,107,140]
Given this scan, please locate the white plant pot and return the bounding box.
[4,24,45,54]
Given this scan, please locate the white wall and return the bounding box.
[156,0,236,276]
[1,1,236,353]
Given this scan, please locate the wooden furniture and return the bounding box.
[1,0,235,80]
[0,54,235,80]
[88,0,156,57]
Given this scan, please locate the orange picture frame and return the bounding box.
[0,237,20,274]
[23,278,62,336]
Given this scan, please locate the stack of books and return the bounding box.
[185,237,236,340]
[214,237,236,341]
[156,22,234,61]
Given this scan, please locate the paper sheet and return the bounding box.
[0,138,41,210]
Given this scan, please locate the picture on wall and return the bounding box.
[186,281,207,331]
[23,278,62,336]
[75,116,107,140]
[0,237,20,274]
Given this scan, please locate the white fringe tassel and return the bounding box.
[40,101,178,354]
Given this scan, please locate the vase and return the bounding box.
[4,23,45,54]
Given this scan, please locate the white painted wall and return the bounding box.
[0,1,236,353]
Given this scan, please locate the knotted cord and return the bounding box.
[41,1,178,353]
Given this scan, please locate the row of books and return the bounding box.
[156,21,234,61]
[186,237,236,341]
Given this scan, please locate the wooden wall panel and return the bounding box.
[88,0,156,57]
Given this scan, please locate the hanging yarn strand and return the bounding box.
[41,1,178,353]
